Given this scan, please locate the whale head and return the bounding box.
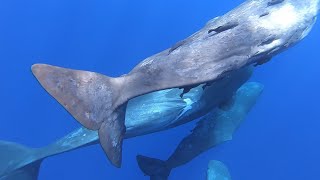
[253,0,319,59]
[293,0,320,39]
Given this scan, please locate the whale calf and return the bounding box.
[31,0,319,167]
[137,82,263,179]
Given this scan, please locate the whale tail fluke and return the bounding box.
[136,155,171,180]
[0,141,42,180]
[32,64,128,167]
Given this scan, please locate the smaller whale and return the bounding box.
[207,160,231,180]
[136,82,263,180]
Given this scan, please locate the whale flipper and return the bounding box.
[136,155,171,180]
[0,141,42,180]
[32,64,127,167]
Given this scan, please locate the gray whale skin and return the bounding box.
[30,0,319,167]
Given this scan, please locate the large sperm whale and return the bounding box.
[0,69,252,180]
[137,82,263,180]
[31,0,319,167]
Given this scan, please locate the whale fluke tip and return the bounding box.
[31,63,48,76]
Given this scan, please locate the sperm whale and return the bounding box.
[31,0,319,167]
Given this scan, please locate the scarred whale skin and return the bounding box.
[31,0,319,167]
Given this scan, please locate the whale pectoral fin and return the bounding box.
[98,104,127,168]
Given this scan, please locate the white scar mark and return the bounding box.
[173,98,194,122]
[261,4,299,31]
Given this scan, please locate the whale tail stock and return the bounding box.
[136,155,171,180]
[32,64,134,168]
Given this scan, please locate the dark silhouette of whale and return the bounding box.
[31,0,319,167]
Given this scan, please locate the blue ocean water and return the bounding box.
[0,0,319,179]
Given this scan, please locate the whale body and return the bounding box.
[31,0,319,167]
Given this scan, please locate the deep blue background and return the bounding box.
[0,0,319,179]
